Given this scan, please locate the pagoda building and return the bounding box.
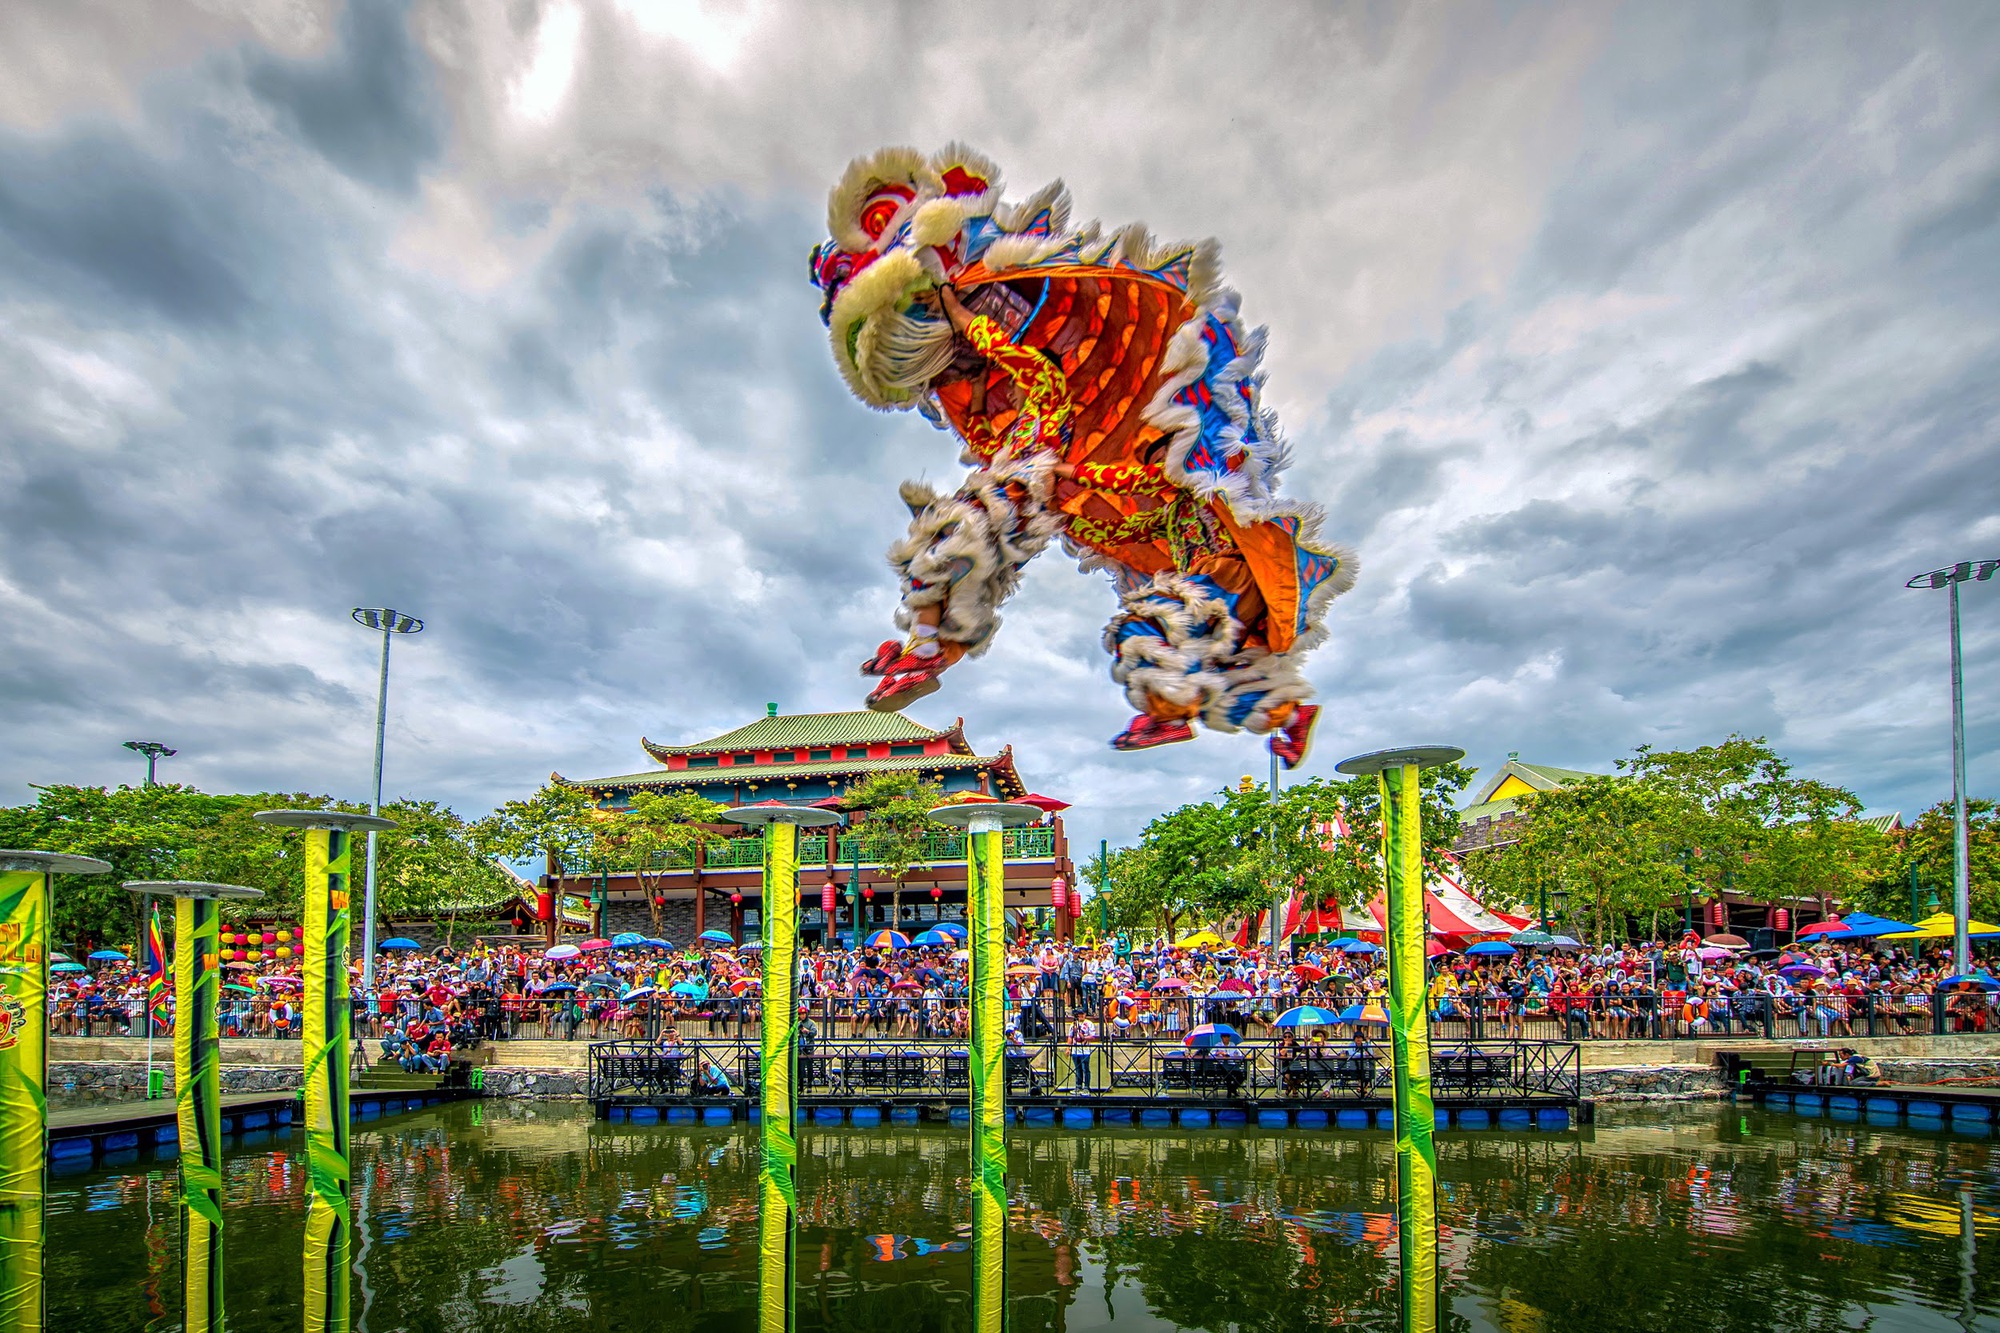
[549,706,1076,946]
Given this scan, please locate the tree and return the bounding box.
[843,773,947,927]
[1304,764,1474,912]
[591,790,725,933]
[368,799,518,949]
[1462,778,1687,945]
[1876,798,2000,923]
[471,783,601,927]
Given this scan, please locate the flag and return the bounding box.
[144,903,171,1021]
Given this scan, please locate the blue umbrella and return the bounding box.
[670,980,708,998]
[1341,940,1382,955]
[866,930,911,950]
[933,923,968,940]
[644,937,672,949]
[537,982,577,994]
[620,986,656,1001]
[1184,1023,1242,1048]
[611,932,647,947]
[87,949,128,961]
[1273,1005,1342,1027]
[912,929,952,947]
[50,961,87,974]
[1466,941,1516,957]
[1941,973,2000,990]
[1838,915,1915,937]
[698,929,735,945]
[379,938,420,951]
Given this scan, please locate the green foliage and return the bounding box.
[470,783,599,876]
[843,772,947,888]
[0,783,509,951]
[593,789,726,931]
[1461,735,1924,943]
[1085,765,1473,942]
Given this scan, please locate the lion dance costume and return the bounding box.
[811,145,1356,765]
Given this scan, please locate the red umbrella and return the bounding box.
[578,938,613,952]
[1796,919,1850,938]
[1292,964,1327,982]
[1215,977,1252,994]
[1425,939,1449,959]
[1015,793,1071,813]
[1151,977,1188,991]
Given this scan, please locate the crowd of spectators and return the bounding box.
[47,925,1998,1049]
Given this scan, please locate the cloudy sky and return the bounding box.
[3,0,1996,857]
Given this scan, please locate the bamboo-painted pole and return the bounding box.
[931,801,1042,1333]
[0,851,111,1333]
[124,881,264,1333]
[253,811,395,1333]
[1334,747,1462,1333]
[722,801,842,1333]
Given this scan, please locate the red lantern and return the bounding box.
[1050,877,1068,909]
[731,892,743,906]
[930,887,942,901]
[862,887,874,902]
[261,931,276,945]
[1069,891,1083,919]
[822,883,837,913]
[1708,901,1729,931]
[1773,907,1790,931]
[653,895,664,908]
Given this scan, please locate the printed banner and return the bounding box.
[176,896,225,1333]
[302,830,353,1333]
[968,824,1006,1333]
[1381,765,1439,1333]
[0,871,47,1333]
[758,823,798,1333]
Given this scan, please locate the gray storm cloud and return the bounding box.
[0,0,1995,859]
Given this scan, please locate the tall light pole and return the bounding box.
[351,608,423,993]
[1906,560,1997,976]
[122,740,176,787]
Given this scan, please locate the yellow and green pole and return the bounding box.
[253,811,395,1333]
[722,802,842,1333]
[1335,747,1463,1333]
[0,851,111,1333]
[124,881,264,1333]
[932,800,1042,1333]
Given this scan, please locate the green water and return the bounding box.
[47,1102,2000,1331]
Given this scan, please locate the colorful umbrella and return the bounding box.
[1337,1000,1392,1026]
[1879,913,2000,941]
[1150,977,1188,990]
[88,949,128,961]
[50,962,86,974]
[611,932,647,947]
[578,938,613,952]
[1508,929,1555,948]
[378,938,420,950]
[537,982,577,994]
[620,986,656,1001]
[1174,930,1228,950]
[738,939,764,952]
[1941,973,2000,990]
[1779,963,1826,979]
[1466,941,1517,957]
[1341,940,1382,955]
[933,922,969,940]
[1006,964,1041,978]
[912,929,953,947]
[1795,919,1850,938]
[1273,1005,1342,1027]
[698,929,736,945]
[865,930,911,950]
[1184,1023,1242,1048]
[1292,964,1328,981]
[670,980,708,998]
[1214,977,1253,994]
[643,937,672,949]
[545,944,581,960]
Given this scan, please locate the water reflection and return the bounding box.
[43,1106,2000,1331]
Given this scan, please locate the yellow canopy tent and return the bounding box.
[1174,930,1228,950]
[1877,912,2000,940]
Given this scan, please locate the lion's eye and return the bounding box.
[860,197,901,240]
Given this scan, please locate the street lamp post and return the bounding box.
[1906,560,1997,976]
[123,740,177,787]
[350,608,424,993]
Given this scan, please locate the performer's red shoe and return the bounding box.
[860,640,903,676]
[1110,714,1195,753]
[1268,704,1320,770]
[866,658,948,712]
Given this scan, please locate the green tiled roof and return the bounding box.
[1856,811,1902,833]
[560,752,994,790]
[643,709,946,757]
[1466,758,1613,808]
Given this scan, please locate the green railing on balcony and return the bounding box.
[631,825,1056,873]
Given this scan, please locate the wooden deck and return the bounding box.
[46,1085,477,1166]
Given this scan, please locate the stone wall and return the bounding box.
[1876,1057,2000,1084]
[1581,1065,1723,1101]
[49,1061,301,1108]
[477,1067,589,1100]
